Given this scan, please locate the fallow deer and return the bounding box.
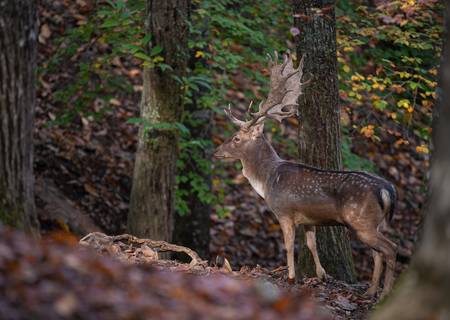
[214,52,397,297]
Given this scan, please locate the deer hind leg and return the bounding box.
[356,230,397,298]
[279,218,296,284]
[366,249,383,296]
[379,233,397,298]
[304,226,327,280]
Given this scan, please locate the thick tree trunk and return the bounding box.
[128,0,189,241]
[0,0,39,235]
[372,4,450,318]
[292,0,356,282]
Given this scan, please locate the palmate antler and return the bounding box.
[225,52,305,130]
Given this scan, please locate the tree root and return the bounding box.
[80,232,207,267]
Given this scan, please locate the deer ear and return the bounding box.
[251,122,264,138]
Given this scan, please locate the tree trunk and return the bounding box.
[0,0,39,236]
[292,0,356,282]
[128,0,189,241]
[372,4,450,318]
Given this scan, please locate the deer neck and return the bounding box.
[240,136,281,199]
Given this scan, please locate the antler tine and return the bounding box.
[281,53,289,73]
[298,54,305,74]
[224,104,248,128]
[247,100,254,113]
[267,53,273,67]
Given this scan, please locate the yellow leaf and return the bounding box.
[343,65,350,73]
[416,145,429,154]
[360,125,375,138]
[397,99,410,109]
[343,47,354,52]
[429,68,438,76]
[195,51,204,58]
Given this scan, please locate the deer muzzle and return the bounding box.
[213,145,235,161]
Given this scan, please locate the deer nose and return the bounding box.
[213,148,224,159]
[213,145,229,159]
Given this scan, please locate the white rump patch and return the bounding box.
[380,189,391,212]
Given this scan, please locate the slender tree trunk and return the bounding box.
[0,0,39,236]
[292,0,356,282]
[372,4,450,318]
[128,0,189,241]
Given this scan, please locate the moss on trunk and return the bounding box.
[128,0,189,241]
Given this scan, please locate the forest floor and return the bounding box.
[1,228,374,319]
[29,0,430,319]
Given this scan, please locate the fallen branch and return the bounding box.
[80,232,206,267]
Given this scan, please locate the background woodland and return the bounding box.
[0,0,446,319]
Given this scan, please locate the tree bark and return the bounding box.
[372,4,450,318]
[128,0,189,241]
[292,0,356,282]
[0,0,39,236]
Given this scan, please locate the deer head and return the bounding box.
[214,52,305,161]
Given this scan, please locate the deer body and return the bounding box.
[215,53,397,298]
[239,135,395,226]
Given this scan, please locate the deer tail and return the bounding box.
[379,184,396,222]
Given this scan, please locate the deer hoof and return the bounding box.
[316,267,327,281]
[287,277,296,285]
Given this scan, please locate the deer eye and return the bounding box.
[232,136,241,143]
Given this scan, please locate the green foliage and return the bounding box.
[336,0,442,149]
[342,135,376,172]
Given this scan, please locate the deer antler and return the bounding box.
[225,52,304,130]
[262,53,304,123]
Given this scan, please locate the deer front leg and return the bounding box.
[279,218,296,284]
[304,226,327,280]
